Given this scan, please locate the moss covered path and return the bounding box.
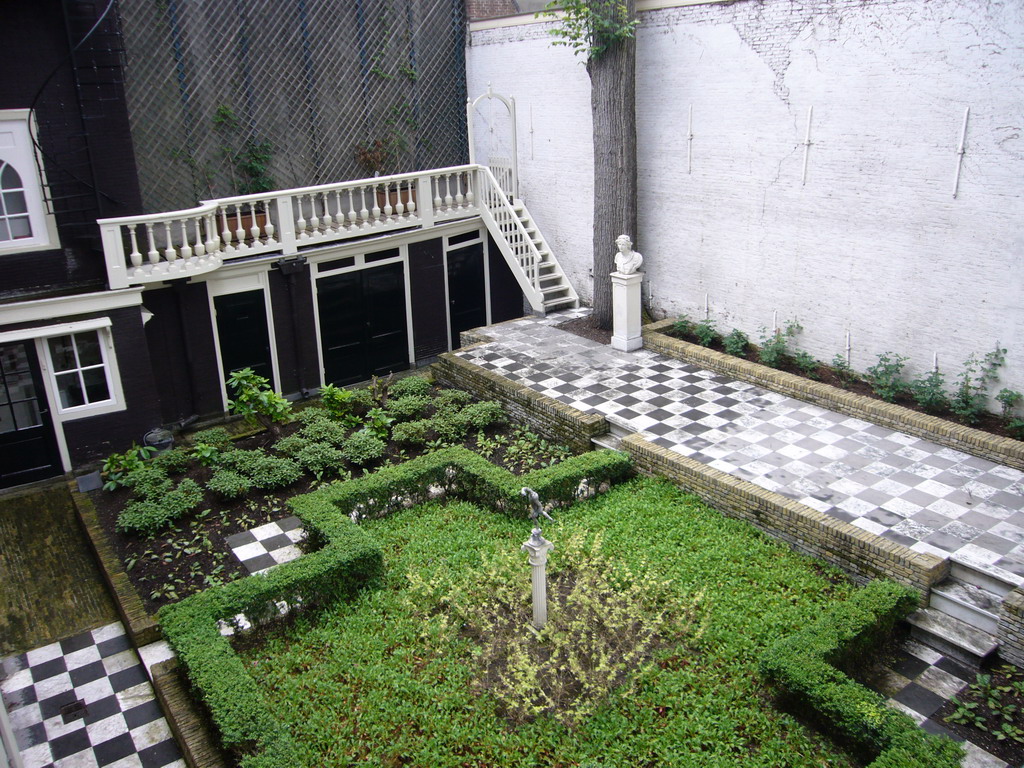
[0,482,116,656]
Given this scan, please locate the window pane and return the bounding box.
[3,190,27,214]
[0,404,15,434]
[12,399,41,429]
[0,219,9,241]
[55,371,84,408]
[0,383,8,407]
[82,367,109,403]
[74,331,102,367]
[1,344,29,376]
[1,162,20,189]
[6,370,35,401]
[9,215,31,239]
[48,336,77,372]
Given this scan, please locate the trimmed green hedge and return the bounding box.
[760,580,964,767]
[161,446,632,767]
[159,522,383,767]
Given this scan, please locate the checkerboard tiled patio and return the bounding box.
[225,515,305,574]
[457,311,1024,586]
[1,622,183,768]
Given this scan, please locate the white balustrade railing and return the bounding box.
[99,165,481,288]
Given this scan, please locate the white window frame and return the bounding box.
[3,318,129,420]
[0,109,59,253]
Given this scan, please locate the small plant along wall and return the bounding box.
[91,373,575,611]
[668,315,1022,442]
[937,663,1024,764]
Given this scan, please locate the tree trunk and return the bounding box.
[589,0,637,330]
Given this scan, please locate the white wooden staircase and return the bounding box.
[476,167,579,315]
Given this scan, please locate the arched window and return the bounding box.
[0,160,33,242]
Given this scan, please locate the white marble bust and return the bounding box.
[614,234,643,275]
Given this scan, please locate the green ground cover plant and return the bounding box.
[234,478,896,768]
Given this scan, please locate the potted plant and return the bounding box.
[213,104,276,236]
[355,134,416,212]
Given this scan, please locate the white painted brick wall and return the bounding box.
[467,0,1024,399]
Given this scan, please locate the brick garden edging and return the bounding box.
[643,318,1024,472]
[433,343,609,454]
[621,434,949,598]
[69,481,160,646]
[151,659,228,768]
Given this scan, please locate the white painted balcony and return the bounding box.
[98,164,578,314]
[99,166,479,289]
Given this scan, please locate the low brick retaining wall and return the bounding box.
[433,344,609,454]
[151,659,228,768]
[643,319,1024,471]
[69,481,160,646]
[621,434,949,597]
[998,590,1024,667]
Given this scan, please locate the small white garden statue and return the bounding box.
[521,487,554,630]
[613,234,643,275]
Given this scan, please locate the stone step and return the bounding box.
[906,607,998,667]
[591,433,621,450]
[929,578,1001,635]
[950,561,1016,598]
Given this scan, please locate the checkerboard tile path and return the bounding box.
[862,638,1009,767]
[1,622,183,768]
[459,313,1024,586]
[225,516,305,574]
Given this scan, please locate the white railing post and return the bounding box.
[417,174,435,229]
[275,195,297,255]
[101,223,129,289]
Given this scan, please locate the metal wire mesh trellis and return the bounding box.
[118,0,468,213]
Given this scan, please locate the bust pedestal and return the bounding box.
[610,271,643,352]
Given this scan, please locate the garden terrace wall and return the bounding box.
[643,319,1024,471]
[69,481,160,646]
[998,589,1024,668]
[622,434,948,598]
[433,341,609,454]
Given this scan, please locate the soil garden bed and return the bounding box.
[934,660,1024,765]
[89,375,576,614]
[663,318,1023,443]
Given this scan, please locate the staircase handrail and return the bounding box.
[476,166,543,294]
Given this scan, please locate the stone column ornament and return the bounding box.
[611,234,643,352]
[522,528,555,629]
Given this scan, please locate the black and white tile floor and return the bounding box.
[225,515,305,575]
[863,638,1009,767]
[457,312,1024,587]
[1,622,183,768]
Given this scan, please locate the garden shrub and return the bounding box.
[222,450,303,490]
[349,388,374,412]
[295,442,344,479]
[272,434,309,457]
[116,478,204,536]
[866,352,908,403]
[189,427,233,450]
[391,418,433,446]
[431,414,468,444]
[122,466,172,500]
[151,446,193,475]
[389,375,432,399]
[434,388,472,413]
[340,432,387,466]
[294,406,333,426]
[455,400,507,431]
[207,469,252,499]
[226,367,292,438]
[299,418,347,446]
[318,384,357,421]
[723,328,749,357]
[760,580,962,767]
[385,394,431,422]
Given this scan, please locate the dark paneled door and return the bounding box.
[213,290,274,384]
[447,242,486,349]
[0,342,62,488]
[318,262,409,386]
